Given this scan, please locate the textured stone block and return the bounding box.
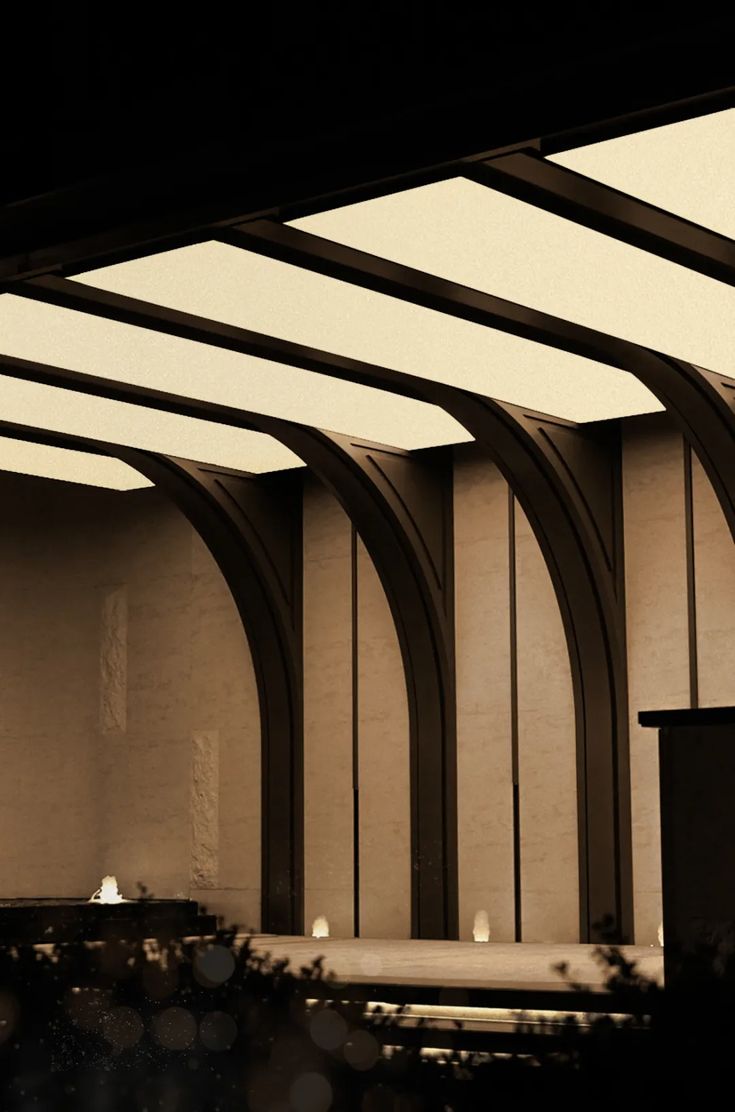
[190,731,220,889]
[99,585,127,734]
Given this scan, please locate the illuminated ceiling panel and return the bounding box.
[2,115,731,465]
[285,177,734,380]
[0,371,302,475]
[550,108,735,239]
[1,123,727,479]
[70,241,659,423]
[0,437,151,490]
[0,292,469,453]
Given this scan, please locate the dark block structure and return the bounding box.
[0,898,217,945]
[639,706,735,986]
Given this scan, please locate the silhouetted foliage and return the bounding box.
[0,911,733,1110]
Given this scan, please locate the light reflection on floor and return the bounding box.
[247,935,664,991]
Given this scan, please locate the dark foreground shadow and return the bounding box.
[0,914,733,1110]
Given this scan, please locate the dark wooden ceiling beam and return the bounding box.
[214,220,735,532]
[213,218,674,374]
[16,274,428,403]
[464,150,735,287]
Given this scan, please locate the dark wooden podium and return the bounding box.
[639,706,735,986]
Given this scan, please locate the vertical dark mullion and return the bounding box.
[683,440,699,708]
[508,488,522,942]
[442,451,459,940]
[293,483,305,935]
[610,421,632,943]
[351,525,360,937]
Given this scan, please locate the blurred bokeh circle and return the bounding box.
[152,1006,198,1050]
[309,1007,348,1050]
[289,1071,333,1112]
[344,1029,380,1071]
[199,1009,238,1051]
[193,944,236,987]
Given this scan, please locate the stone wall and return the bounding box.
[1,412,733,944]
[0,472,259,927]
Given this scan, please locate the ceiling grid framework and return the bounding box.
[0,105,731,489]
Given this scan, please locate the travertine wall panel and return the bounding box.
[302,478,354,937]
[692,454,735,707]
[0,473,259,923]
[95,494,194,899]
[356,537,411,939]
[623,416,689,944]
[453,453,514,942]
[515,505,578,942]
[189,530,261,930]
[0,477,104,897]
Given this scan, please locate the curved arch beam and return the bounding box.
[280,399,628,944]
[117,450,305,937]
[264,423,457,940]
[446,393,629,942]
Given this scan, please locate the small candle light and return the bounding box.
[473,910,490,943]
[89,875,126,904]
[311,915,329,939]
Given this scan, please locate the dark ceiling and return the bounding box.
[2,7,734,275]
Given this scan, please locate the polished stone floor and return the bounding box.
[248,935,664,990]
